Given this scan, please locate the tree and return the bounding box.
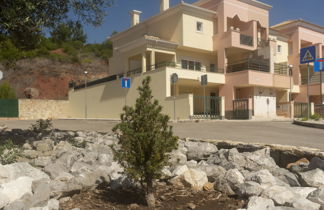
[0,82,16,99]
[0,0,113,49]
[112,76,178,207]
[51,21,87,44]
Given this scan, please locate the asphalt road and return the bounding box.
[0,119,323,150]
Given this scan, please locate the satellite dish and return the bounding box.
[0,71,3,80]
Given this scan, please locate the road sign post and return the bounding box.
[201,75,208,117]
[300,46,316,119]
[315,58,324,104]
[171,73,178,121]
[122,77,131,107]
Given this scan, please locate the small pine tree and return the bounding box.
[112,76,178,207]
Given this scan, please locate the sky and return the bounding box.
[84,0,324,43]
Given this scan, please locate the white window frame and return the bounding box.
[196,21,203,33]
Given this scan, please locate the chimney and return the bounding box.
[130,10,142,27]
[160,0,170,12]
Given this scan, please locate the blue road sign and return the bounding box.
[300,46,316,64]
[122,77,131,88]
[314,58,324,72]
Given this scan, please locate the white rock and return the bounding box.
[246,169,276,186]
[2,162,49,183]
[225,168,245,188]
[186,160,197,168]
[169,150,187,165]
[299,169,324,187]
[172,165,189,177]
[292,197,320,210]
[247,196,275,210]
[185,141,217,160]
[0,192,10,208]
[0,176,33,203]
[261,185,296,205]
[292,187,317,198]
[307,187,324,206]
[182,169,208,191]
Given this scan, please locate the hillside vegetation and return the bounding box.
[0,22,114,100]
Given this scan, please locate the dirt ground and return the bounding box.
[60,182,246,210]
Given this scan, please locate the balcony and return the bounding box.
[222,30,256,51]
[301,73,324,85]
[227,59,270,73]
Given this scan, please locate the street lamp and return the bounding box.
[288,64,293,102]
[84,70,88,119]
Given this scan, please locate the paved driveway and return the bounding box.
[0,119,323,150]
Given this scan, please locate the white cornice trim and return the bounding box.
[272,20,324,35]
[238,0,272,10]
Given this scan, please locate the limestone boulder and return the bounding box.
[184,141,217,161]
[299,169,324,187]
[181,169,208,191]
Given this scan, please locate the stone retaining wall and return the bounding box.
[19,99,71,119]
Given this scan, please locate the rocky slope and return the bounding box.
[0,58,109,100]
[1,128,324,210]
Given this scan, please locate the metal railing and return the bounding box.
[126,67,142,76]
[240,34,253,46]
[227,59,270,73]
[192,96,221,119]
[232,98,251,119]
[315,104,324,118]
[274,63,289,75]
[294,102,308,118]
[258,39,269,48]
[126,61,225,77]
[301,73,324,85]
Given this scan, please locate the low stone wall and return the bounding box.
[19,99,70,120]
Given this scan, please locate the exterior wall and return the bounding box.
[68,69,194,120]
[19,99,70,120]
[269,35,289,64]
[182,13,214,51]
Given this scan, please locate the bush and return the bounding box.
[30,119,53,133]
[0,39,22,62]
[310,113,321,121]
[112,76,178,207]
[0,82,16,99]
[0,140,21,165]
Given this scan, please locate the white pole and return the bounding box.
[307,63,310,119]
[84,71,88,119]
[173,83,176,121]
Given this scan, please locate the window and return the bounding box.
[181,59,202,71]
[196,21,203,32]
[277,45,282,53]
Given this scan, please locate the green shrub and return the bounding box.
[0,40,22,62]
[30,119,53,133]
[310,113,321,121]
[0,140,21,165]
[0,82,16,99]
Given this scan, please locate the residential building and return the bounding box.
[68,0,324,120]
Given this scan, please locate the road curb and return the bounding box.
[293,120,324,129]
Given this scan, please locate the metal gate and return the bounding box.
[315,104,324,118]
[233,99,250,119]
[192,96,220,119]
[0,99,19,117]
[294,102,308,118]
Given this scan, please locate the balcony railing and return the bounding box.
[227,59,270,73]
[274,63,289,75]
[301,73,324,85]
[240,34,253,46]
[126,62,225,76]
